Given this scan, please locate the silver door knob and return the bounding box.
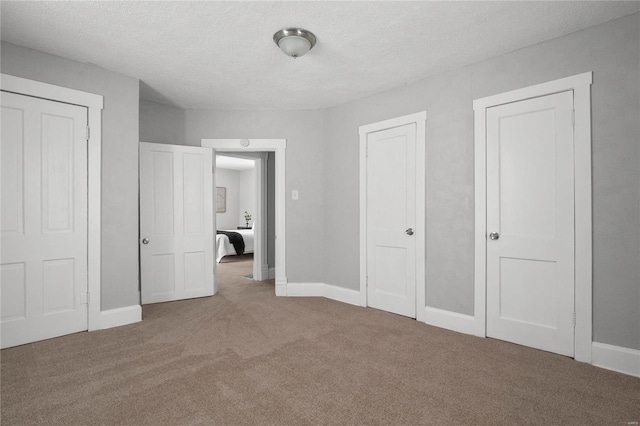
[405,228,414,236]
[489,232,500,240]
[142,238,149,244]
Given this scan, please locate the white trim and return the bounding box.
[267,267,276,279]
[201,139,287,294]
[358,129,368,307]
[1,73,103,332]
[592,342,640,378]
[358,111,426,135]
[256,153,269,281]
[473,104,488,338]
[87,106,102,331]
[0,74,104,109]
[359,111,427,317]
[424,307,476,336]
[99,305,142,330]
[572,82,593,363]
[473,72,593,362]
[323,284,361,306]
[472,72,592,111]
[275,279,287,296]
[252,156,264,281]
[285,283,361,306]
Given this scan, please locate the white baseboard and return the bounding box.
[285,284,476,333]
[285,282,360,306]
[323,284,361,306]
[423,306,476,336]
[275,278,288,297]
[592,342,640,378]
[259,265,269,280]
[268,267,275,279]
[100,305,142,330]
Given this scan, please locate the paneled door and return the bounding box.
[139,142,214,304]
[365,123,417,318]
[486,91,575,356]
[1,91,88,349]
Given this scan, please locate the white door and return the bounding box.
[1,91,88,349]
[139,142,214,304]
[365,123,416,318]
[486,91,575,356]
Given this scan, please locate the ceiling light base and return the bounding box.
[273,28,317,58]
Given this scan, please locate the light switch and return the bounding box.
[292,190,299,200]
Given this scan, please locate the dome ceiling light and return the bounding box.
[273,28,317,58]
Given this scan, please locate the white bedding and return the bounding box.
[216,229,254,262]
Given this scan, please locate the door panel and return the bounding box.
[366,123,416,318]
[486,91,574,356]
[140,142,214,304]
[1,91,88,349]
[183,153,205,235]
[1,263,26,321]
[2,107,24,235]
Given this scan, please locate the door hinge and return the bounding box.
[86,126,91,141]
[573,312,576,327]
[81,292,90,305]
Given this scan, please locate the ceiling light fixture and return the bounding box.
[273,28,317,58]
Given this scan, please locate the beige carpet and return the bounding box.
[2,255,639,425]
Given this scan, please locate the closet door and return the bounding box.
[1,91,88,348]
[364,123,417,318]
[485,91,575,357]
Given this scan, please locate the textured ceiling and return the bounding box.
[1,1,638,110]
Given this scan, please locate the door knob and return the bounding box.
[142,238,149,244]
[489,232,500,240]
[405,228,414,236]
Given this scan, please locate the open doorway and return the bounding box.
[214,153,261,282]
[202,138,287,296]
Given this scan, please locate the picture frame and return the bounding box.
[216,187,226,213]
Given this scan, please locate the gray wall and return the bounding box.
[322,13,640,350]
[139,99,185,144]
[184,110,325,283]
[1,42,141,311]
[215,168,241,230]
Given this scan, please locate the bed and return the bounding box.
[216,229,254,262]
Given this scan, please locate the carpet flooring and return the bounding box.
[2,255,639,425]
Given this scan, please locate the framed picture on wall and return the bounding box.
[216,187,226,213]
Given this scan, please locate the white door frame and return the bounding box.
[202,139,287,295]
[473,72,593,362]
[359,112,427,321]
[1,73,103,331]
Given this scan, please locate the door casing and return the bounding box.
[1,73,103,332]
[473,72,593,362]
[359,112,427,321]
